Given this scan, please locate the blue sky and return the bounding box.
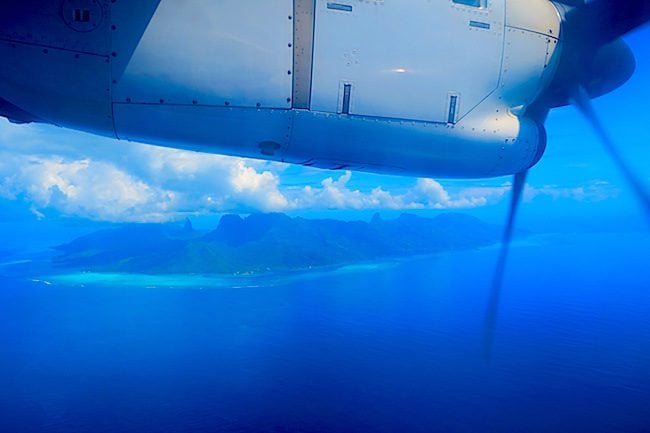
[0,27,648,231]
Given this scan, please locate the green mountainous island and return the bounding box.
[53,213,503,274]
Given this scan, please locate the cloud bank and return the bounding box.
[0,121,619,222]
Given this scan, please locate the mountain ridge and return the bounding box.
[53,212,503,274]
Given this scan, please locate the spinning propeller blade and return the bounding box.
[564,0,650,46]
[572,87,650,220]
[483,171,527,360]
[483,0,650,359]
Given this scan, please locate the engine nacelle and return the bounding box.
[0,0,561,178]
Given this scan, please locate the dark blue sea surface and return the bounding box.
[1,232,649,432]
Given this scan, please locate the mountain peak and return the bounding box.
[183,217,193,232]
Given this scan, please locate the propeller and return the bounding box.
[483,171,527,361]
[572,87,650,219]
[565,0,650,46]
[482,0,650,359]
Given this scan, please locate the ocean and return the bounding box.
[1,232,649,432]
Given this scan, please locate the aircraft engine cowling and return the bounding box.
[0,0,114,136]
[280,108,548,178]
[0,0,554,178]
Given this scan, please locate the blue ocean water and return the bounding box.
[1,232,649,433]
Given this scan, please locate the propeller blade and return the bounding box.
[538,0,647,108]
[483,170,528,361]
[572,87,650,221]
[565,0,650,46]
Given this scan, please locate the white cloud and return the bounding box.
[524,180,619,202]
[228,160,288,211]
[1,146,510,220]
[0,120,623,222]
[285,172,508,211]
[0,149,293,221]
[0,153,175,222]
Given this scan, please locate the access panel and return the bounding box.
[310,0,505,122]
[112,0,294,109]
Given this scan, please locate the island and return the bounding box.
[53,212,503,274]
